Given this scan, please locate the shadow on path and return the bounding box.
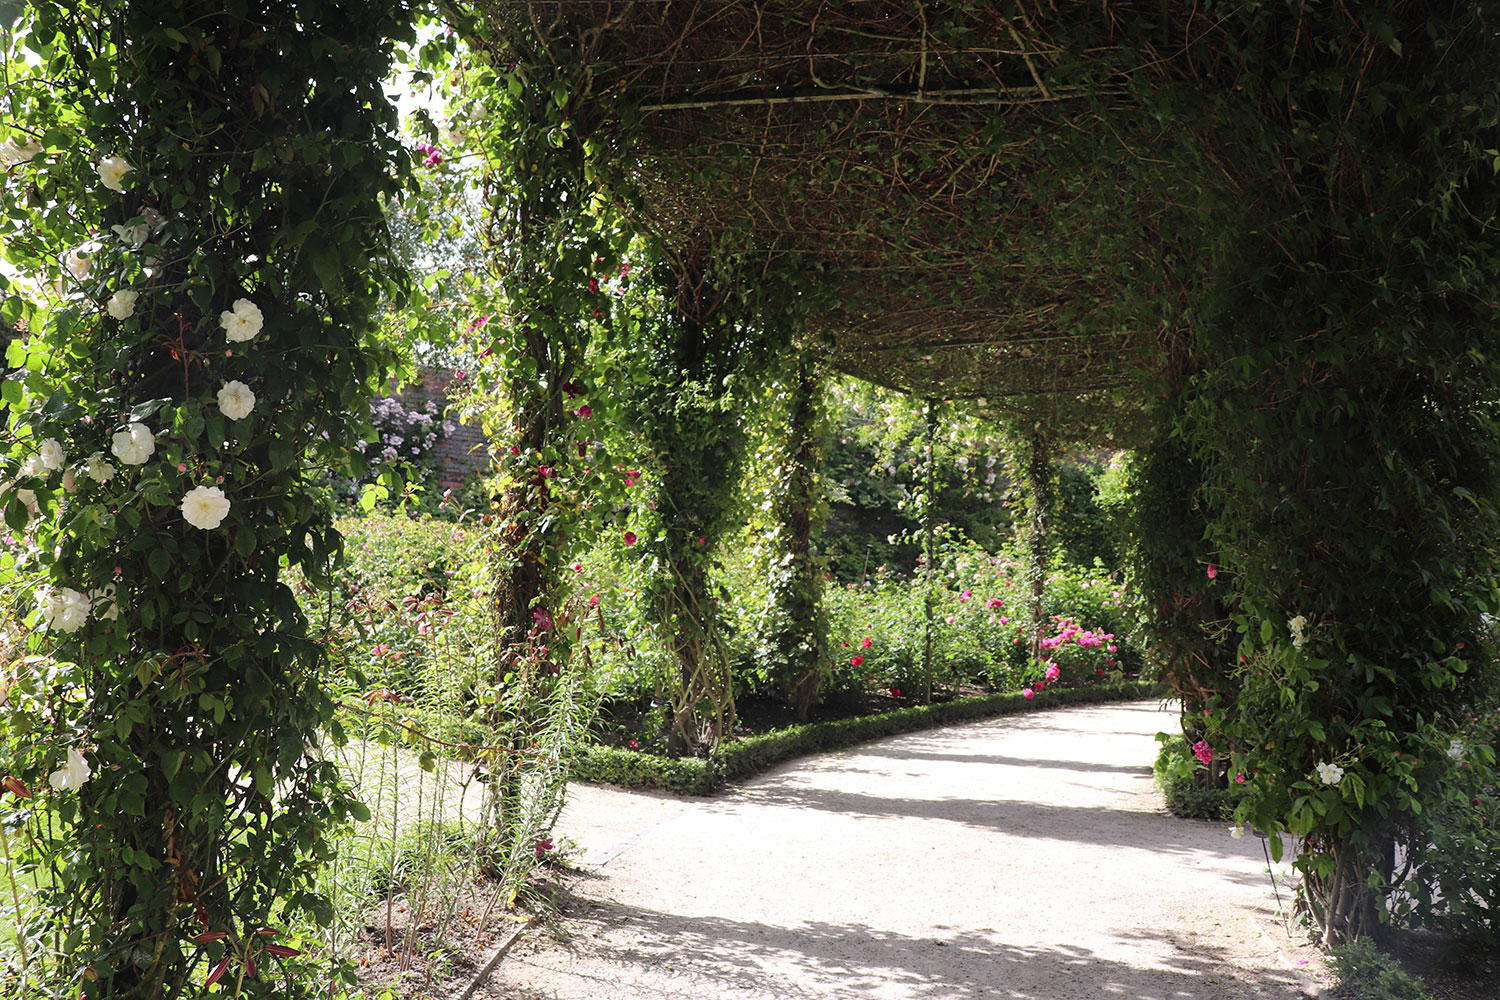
[515,893,1311,1000]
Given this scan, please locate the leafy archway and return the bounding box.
[446,0,1500,947]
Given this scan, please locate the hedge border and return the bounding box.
[570,680,1161,796]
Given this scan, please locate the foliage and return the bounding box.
[301,510,596,987]
[750,348,830,720]
[0,2,413,995]
[1328,938,1436,1000]
[820,380,1013,578]
[1053,458,1123,574]
[306,514,475,697]
[1171,3,1500,945]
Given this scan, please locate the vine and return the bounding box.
[0,1,414,994]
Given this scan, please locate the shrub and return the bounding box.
[1154,733,1241,820]
[359,392,453,484]
[306,514,478,696]
[572,681,1157,794]
[1328,938,1436,1000]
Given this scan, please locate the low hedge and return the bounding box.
[571,680,1160,796]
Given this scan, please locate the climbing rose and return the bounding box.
[216,380,255,420]
[1045,664,1061,682]
[106,289,138,319]
[861,637,872,649]
[65,245,92,282]
[624,531,637,546]
[850,655,864,666]
[110,423,155,465]
[1315,762,1344,786]
[38,439,64,471]
[111,220,149,247]
[1206,564,1218,580]
[37,586,90,632]
[84,452,115,483]
[1288,614,1308,649]
[97,155,133,192]
[219,298,264,342]
[1022,687,1035,700]
[1192,740,1214,765]
[1228,824,1247,840]
[181,485,231,530]
[0,137,41,165]
[47,749,91,791]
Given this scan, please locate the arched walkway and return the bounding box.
[494,702,1323,999]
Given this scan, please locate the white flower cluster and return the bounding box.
[1315,761,1344,786]
[65,244,94,283]
[106,290,138,320]
[85,452,115,483]
[1448,739,1464,761]
[1287,614,1308,649]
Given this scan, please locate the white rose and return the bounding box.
[18,454,44,478]
[181,485,231,530]
[1315,761,1344,786]
[65,245,92,282]
[1228,824,1247,840]
[106,289,138,320]
[37,585,90,632]
[97,155,133,193]
[47,749,91,791]
[110,221,150,247]
[16,488,37,514]
[0,138,42,165]
[110,423,156,466]
[62,468,76,493]
[85,452,115,483]
[216,380,255,421]
[1448,739,1464,761]
[38,438,64,471]
[219,298,264,342]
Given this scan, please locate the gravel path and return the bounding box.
[493,700,1327,999]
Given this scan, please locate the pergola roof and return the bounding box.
[457,2,1214,418]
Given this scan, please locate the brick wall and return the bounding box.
[383,366,491,491]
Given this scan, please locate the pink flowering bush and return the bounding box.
[820,544,1139,701]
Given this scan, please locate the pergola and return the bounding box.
[454,1,1220,421]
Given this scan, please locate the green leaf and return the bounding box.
[1259,618,1273,643]
[358,482,388,512]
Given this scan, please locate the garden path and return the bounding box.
[487,700,1328,999]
